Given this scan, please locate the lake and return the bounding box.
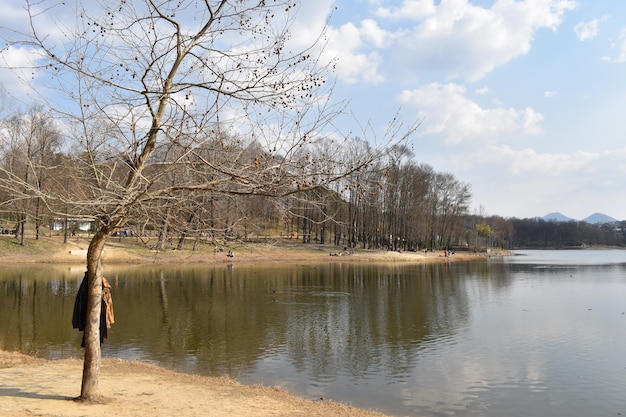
[1,249,626,416]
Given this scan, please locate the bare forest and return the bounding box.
[0,104,473,253]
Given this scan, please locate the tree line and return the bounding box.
[462,214,626,249]
[0,105,474,252]
[3,104,624,252]
[3,103,625,255]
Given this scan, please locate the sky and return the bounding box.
[320,0,626,221]
[1,0,626,221]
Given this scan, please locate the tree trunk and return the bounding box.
[176,212,194,250]
[63,215,69,244]
[19,211,26,246]
[79,228,108,401]
[35,197,41,240]
[156,206,171,251]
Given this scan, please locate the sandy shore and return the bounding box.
[0,237,504,416]
[0,350,389,417]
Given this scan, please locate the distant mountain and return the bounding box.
[543,212,574,222]
[542,212,618,224]
[583,213,618,224]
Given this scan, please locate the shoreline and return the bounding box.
[0,237,507,416]
[0,350,389,417]
[0,234,507,267]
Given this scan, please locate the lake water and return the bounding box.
[1,250,626,416]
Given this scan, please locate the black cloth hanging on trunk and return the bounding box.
[72,273,111,346]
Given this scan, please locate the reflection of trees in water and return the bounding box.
[427,261,513,336]
[0,267,82,357]
[0,261,514,379]
[278,262,514,380]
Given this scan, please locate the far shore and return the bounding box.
[0,234,509,267]
[0,235,509,417]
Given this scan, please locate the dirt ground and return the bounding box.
[0,234,495,266]
[0,351,388,417]
[0,237,506,416]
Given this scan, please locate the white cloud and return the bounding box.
[494,145,599,175]
[602,28,626,63]
[375,0,437,20]
[291,0,336,48]
[381,0,576,81]
[0,45,47,98]
[452,144,607,177]
[0,3,30,29]
[399,83,543,144]
[290,0,578,86]
[360,18,391,48]
[324,21,387,84]
[574,19,600,41]
[544,90,558,98]
[288,0,390,85]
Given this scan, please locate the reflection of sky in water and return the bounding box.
[509,249,626,265]
[240,252,626,417]
[396,252,626,416]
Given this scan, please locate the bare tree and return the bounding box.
[0,112,29,241]
[1,0,412,400]
[0,105,60,243]
[25,106,61,240]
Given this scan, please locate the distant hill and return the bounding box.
[583,213,618,224]
[542,212,618,224]
[543,212,574,222]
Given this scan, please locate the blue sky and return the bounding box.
[321,0,626,221]
[2,0,626,221]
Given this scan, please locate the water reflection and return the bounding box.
[0,261,506,412]
[2,253,626,416]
